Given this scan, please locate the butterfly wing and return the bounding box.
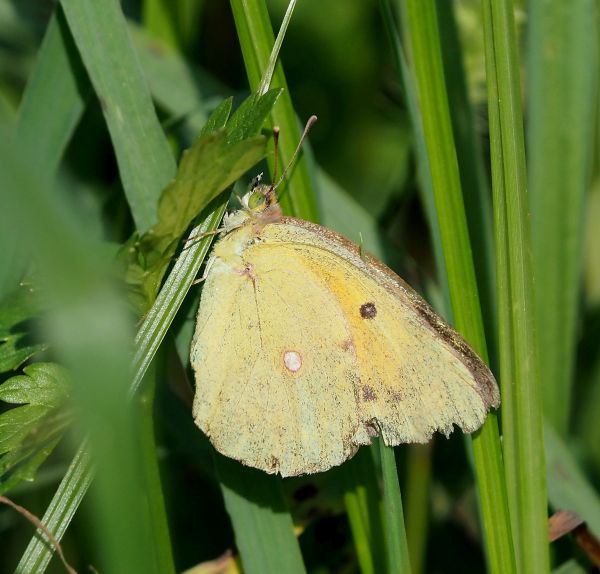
[191,236,371,477]
[191,218,499,476]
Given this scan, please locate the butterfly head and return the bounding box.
[221,115,317,235]
[221,176,282,235]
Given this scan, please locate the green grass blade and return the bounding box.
[14,7,88,176]
[256,0,297,96]
[142,0,180,50]
[403,444,431,574]
[379,0,452,317]
[341,448,386,574]
[230,0,319,221]
[134,361,176,574]
[142,0,202,53]
[130,204,227,395]
[527,0,597,436]
[129,22,222,136]
[16,203,227,571]
[1,124,163,574]
[343,491,376,574]
[7,7,88,295]
[379,442,411,573]
[61,0,176,232]
[15,444,93,573]
[481,0,549,571]
[404,0,484,348]
[435,0,497,369]
[403,1,516,572]
[8,14,91,564]
[215,455,306,574]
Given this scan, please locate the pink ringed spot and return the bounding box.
[283,350,302,373]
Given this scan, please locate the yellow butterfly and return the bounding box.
[190,125,499,478]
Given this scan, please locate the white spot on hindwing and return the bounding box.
[283,350,302,373]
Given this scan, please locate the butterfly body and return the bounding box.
[191,193,499,477]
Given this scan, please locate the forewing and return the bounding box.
[261,221,499,446]
[191,249,371,477]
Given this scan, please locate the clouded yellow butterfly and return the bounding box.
[190,117,499,477]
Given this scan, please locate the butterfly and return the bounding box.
[190,119,499,477]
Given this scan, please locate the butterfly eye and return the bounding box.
[247,188,267,210]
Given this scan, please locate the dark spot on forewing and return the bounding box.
[360,302,377,319]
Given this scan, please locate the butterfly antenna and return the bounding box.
[273,115,317,191]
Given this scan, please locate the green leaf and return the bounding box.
[0,287,48,372]
[126,90,280,309]
[0,405,50,456]
[151,132,265,241]
[0,437,62,496]
[0,363,70,494]
[0,363,70,408]
[216,455,307,574]
[201,97,233,136]
[227,88,282,142]
[0,334,46,374]
[0,285,44,336]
